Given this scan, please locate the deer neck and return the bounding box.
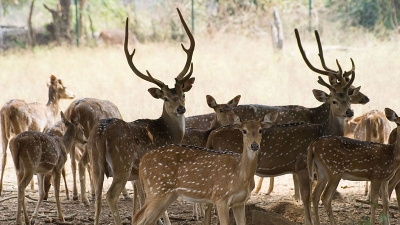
[209,118,222,130]
[46,86,60,118]
[238,146,259,183]
[161,107,185,144]
[310,103,330,123]
[62,128,75,155]
[394,126,400,162]
[323,110,345,136]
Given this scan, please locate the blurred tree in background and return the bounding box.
[0,0,399,48]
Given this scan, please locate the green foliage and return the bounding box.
[327,0,400,31]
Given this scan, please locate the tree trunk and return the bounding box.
[44,0,71,45]
[59,0,71,43]
[27,0,35,47]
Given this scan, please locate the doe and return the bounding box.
[132,112,278,225]
[10,112,86,225]
[307,107,400,225]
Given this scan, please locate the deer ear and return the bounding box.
[60,111,71,125]
[262,111,278,125]
[206,95,217,108]
[385,108,399,123]
[233,114,241,124]
[49,75,58,85]
[227,95,241,107]
[348,86,360,97]
[312,89,329,103]
[182,77,195,92]
[148,88,163,99]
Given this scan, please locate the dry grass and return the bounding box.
[0,31,399,124]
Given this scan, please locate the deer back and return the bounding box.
[64,98,123,138]
[10,131,67,173]
[352,110,391,144]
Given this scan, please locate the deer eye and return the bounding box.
[332,100,338,105]
[242,129,247,134]
[259,129,262,133]
[219,109,223,113]
[182,94,185,98]
[163,97,169,102]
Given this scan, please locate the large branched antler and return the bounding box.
[295,29,356,85]
[175,8,195,85]
[124,18,165,88]
[294,28,332,76]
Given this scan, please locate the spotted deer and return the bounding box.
[10,112,86,225]
[182,95,241,147]
[205,61,357,225]
[346,110,392,198]
[99,29,139,46]
[132,113,278,225]
[182,94,240,220]
[62,98,130,206]
[187,29,369,199]
[307,107,400,225]
[0,75,75,196]
[87,8,195,225]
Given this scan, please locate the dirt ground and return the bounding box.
[1,154,400,225]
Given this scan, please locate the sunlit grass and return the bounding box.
[0,31,399,125]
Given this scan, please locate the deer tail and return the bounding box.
[307,141,316,180]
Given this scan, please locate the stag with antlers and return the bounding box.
[87,8,195,225]
[204,37,358,225]
[0,75,75,196]
[186,29,369,201]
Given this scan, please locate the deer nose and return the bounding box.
[345,109,354,117]
[251,142,259,151]
[177,105,186,114]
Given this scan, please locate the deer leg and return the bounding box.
[92,162,105,225]
[132,194,176,225]
[379,181,390,225]
[293,174,301,203]
[31,174,46,223]
[203,203,213,225]
[267,177,274,195]
[231,203,246,225]
[87,164,95,200]
[78,150,90,206]
[0,136,8,196]
[43,175,51,200]
[30,179,35,190]
[106,174,130,225]
[61,167,69,200]
[215,201,230,225]
[254,177,263,194]
[52,171,65,222]
[369,181,381,225]
[388,168,400,203]
[297,170,313,225]
[70,146,79,200]
[364,181,370,200]
[17,170,32,225]
[321,175,341,225]
[312,168,329,225]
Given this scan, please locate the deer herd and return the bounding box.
[0,7,399,225]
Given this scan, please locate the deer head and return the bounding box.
[124,8,195,118]
[294,29,369,105]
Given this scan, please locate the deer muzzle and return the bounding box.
[345,109,354,117]
[250,142,260,151]
[177,105,186,115]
